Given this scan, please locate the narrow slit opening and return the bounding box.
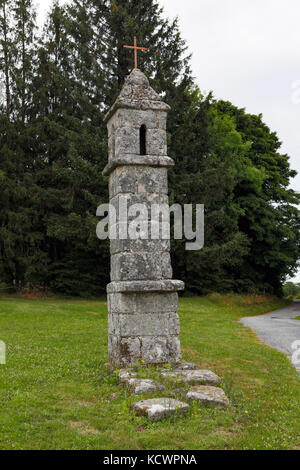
[140,125,146,155]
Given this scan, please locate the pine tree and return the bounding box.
[0,0,12,118]
[27,0,194,295]
[27,2,109,294]
[0,0,45,289]
[11,0,36,123]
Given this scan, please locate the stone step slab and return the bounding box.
[186,385,230,408]
[174,362,199,371]
[132,398,189,421]
[117,369,137,383]
[161,369,221,386]
[126,378,165,396]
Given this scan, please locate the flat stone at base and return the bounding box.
[127,378,165,396]
[132,398,189,421]
[118,369,137,383]
[174,362,199,371]
[161,369,221,386]
[186,385,230,408]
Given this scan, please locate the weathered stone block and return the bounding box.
[108,134,115,160]
[134,292,178,314]
[108,335,120,365]
[107,280,184,294]
[117,369,137,383]
[109,291,177,313]
[186,385,230,407]
[161,369,221,386]
[109,166,136,197]
[110,253,172,281]
[120,337,141,365]
[132,398,189,421]
[175,362,199,371]
[126,378,165,396]
[147,129,167,155]
[108,292,136,314]
[167,312,181,335]
[130,235,170,253]
[103,156,175,177]
[115,127,139,156]
[167,336,182,362]
[110,336,141,367]
[108,314,118,335]
[109,193,169,223]
[106,117,114,138]
[108,221,129,242]
[114,108,158,129]
[141,336,169,363]
[110,312,180,337]
[110,253,151,281]
[158,112,167,130]
[109,227,170,254]
[136,167,168,194]
[110,237,131,255]
[109,165,168,198]
[161,253,173,279]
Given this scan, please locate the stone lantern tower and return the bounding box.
[103,69,184,368]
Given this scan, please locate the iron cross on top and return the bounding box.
[123,36,148,69]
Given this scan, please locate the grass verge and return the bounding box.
[0,294,299,450]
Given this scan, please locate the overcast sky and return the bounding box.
[37,0,300,281]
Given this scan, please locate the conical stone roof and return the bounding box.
[104,69,170,122]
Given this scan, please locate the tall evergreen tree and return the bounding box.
[11,0,37,123]
[0,0,41,289]
[26,2,109,294]
[26,0,195,295]
[0,0,12,118]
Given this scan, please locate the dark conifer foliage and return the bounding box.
[0,0,298,296]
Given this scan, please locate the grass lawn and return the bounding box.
[0,294,299,450]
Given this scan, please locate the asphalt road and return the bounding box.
[241,301,300,374]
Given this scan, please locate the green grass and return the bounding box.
[0,293,299,450]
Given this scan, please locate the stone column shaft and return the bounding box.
[103,69,184,368]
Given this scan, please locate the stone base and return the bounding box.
[108,288,183,368]
[109,334,181,368]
